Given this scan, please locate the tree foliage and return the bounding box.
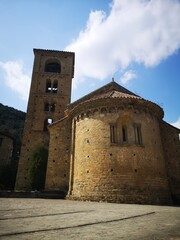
[28,146,48,190]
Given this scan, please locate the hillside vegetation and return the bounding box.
[0,103,26,189]
[0,103,25,141]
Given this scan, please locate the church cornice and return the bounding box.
[33,48,75,56]
[67,97,164,121]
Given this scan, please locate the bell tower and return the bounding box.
[15,49,75,190]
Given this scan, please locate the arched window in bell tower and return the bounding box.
[45,79,58,93]
[50,103,55,112]
[44,102,55,112]
[44,118,53,131]
[44,102,49,112]
[45,61,61,73]
[52,80,58,93]
[46,79,51,93]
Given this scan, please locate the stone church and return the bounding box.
[15,49,180,204]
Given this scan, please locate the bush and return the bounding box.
[28,146,48,190]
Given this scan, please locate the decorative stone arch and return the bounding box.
[109,107,116,113]
[93,109,99,115]
[44,59,61,73]
[76,115,80,122]
[100,107,107,114]
[117,106,124,112]
[86,110,92,118]
[80,113,85,120]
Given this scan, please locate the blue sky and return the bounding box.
[0,0,180,128]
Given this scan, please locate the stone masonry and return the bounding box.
[15,49,74,190]
[16,49,180,205]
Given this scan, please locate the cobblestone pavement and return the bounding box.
[0,198,179,240]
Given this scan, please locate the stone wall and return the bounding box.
[45,117,72,192]
[0,133,13,167]
[68,101,171,204]
[15,49,74,190]
[15,131,49,190]
[160,121,180,203]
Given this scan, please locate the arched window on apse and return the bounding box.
[116,115,132,145]
[122,126,128,143]
[110,124,117,144]
[134,124,142,145]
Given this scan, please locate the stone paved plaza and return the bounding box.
[0,198,179,240]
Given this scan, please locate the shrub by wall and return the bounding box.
[28,146,48,190]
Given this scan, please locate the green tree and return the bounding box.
[28,146,48,190]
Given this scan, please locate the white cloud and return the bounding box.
[171,117,180,129]
[0,60,31,101]
[65,0,180,86]
[120,70,137,84]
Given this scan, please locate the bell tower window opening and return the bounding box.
[44,102,55,112]
[44,118,53,131]
[46,80,51,93]
[52,80,58,93]
[50,103,55,112]
[44,102,49,112]
[110,124,117,144]
[45,62,61,73]
[134,124,142,145]
[47,118,53,124]
[46,79,58,94]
